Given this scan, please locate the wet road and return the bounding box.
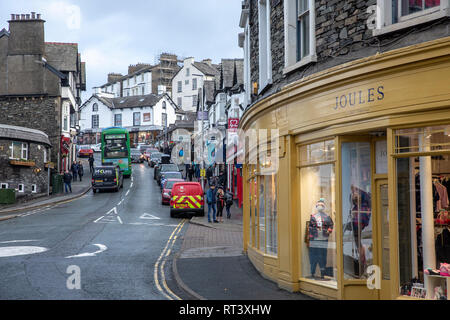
[0,162,190,300]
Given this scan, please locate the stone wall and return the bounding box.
[249,0,450,102]
[0,97,61,165]
[0,139,49,200]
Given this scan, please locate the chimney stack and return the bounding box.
[31,12,36,19]
[8,12,45,55]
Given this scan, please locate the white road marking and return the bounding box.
[106,207,118,215]
[128,222,179,227]
[125,190,130,196]
[0,246,48,258]
[65,244,107,258]
[117,199,124,206]
[0,240,39,244]
[93,216,105,223]
[139,213,161,220]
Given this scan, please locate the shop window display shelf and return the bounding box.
[425,274,449,300]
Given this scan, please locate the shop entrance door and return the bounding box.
[376,179,391,299]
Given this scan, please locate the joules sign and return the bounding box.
[333,86,384,110]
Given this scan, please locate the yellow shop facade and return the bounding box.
[240,36,450,300]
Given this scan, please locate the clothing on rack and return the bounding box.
[435,227,450,265]
[434,180,449,212]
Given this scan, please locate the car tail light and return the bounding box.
[114,178,117,182]
[200,197,204,206]
[170,200,174,206]
[91,179,94,184]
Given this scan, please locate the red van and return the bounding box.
[170,182,204,217]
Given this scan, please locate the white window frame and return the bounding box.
[186,67,190,76]
[283,0,317,75]
[192,78,197,90]
[9,141,28,160]
[92,114,99,129]
[43,148,47,163]
[18,184,24,193]
[92,103,98,112]
[177,81,182,93]
[31,184,37,193]
[374,0,450,36]
[258,0,273,93]
[1,183,8,189]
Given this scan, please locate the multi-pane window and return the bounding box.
[162,101,166,110]
[92,103,98,112]
[92,114,99,128]
[133,112,141,126]
[193,95,198,107]
[177,97,182,108]
[185,79,189,85]
[63,115,68,131]
[192,78,197,90]
[399,0,441,18]
[141,86,145,95]
[186,68,190,76]
[297,0,310,61]
[177,81,182,93]
[114,114,122,127]
[10,142,28,160]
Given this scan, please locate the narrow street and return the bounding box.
[0,162,190,300]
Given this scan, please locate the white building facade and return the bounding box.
[171,57,220,112]
[79,93,178,146]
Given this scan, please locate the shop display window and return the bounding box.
[259,177,265,251]
[341,142,373,280]
[265,174,278,256]
[396,125,450,299]
[300,140,337,286]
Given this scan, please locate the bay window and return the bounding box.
[375,0,449,35]
[283,0,317,74]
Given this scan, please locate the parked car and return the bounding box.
[92,165,123,193]
[161,178,184,205]
[160,154,171,164]
[155,163,180,184]
[78,145,94,157]
[170,182,204,217]
[130,148,144,163]
[148,152,162,167]
[160,171,183,190]
[143,148,159,161]
[92,143,101,152]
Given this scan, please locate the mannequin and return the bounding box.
[308,198,334,279]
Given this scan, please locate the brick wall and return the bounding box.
[0,140,49,199]
[0,97,61,164]
[248,0,450,102]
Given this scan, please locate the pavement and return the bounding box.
[173,201,313,300]
[0,160,92,220]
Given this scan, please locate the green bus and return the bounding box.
[101,127,132,177]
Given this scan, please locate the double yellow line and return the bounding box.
[154,218,186,300]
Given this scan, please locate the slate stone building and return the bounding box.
[239,1,450,300]
[0,13,86,174]
[0,124,52,200]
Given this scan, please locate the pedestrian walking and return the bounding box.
[88,154,95,173]
[63,170,73,193]
[71,161,78,181]
[206,184,218,223]
[216,186,225,222]
[225,190,234,219]
[194,164,200,181]
[188,161,194,181]
[206,165,213,187]
[77,161,84,182]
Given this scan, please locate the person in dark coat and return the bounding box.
[225,191,233,219]
[216,186,226,222]
[88,155,95,173]
[206,184,218,223]
[63,170,73,193]
[71,161,78,181]
[77,161,84,182]
[188,161,194,181]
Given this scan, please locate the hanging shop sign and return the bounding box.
[228,118,239,132]
[60,136,71,155]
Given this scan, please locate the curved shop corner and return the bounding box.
[239,37,450,300]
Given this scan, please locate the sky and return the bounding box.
[0,0,243,101]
